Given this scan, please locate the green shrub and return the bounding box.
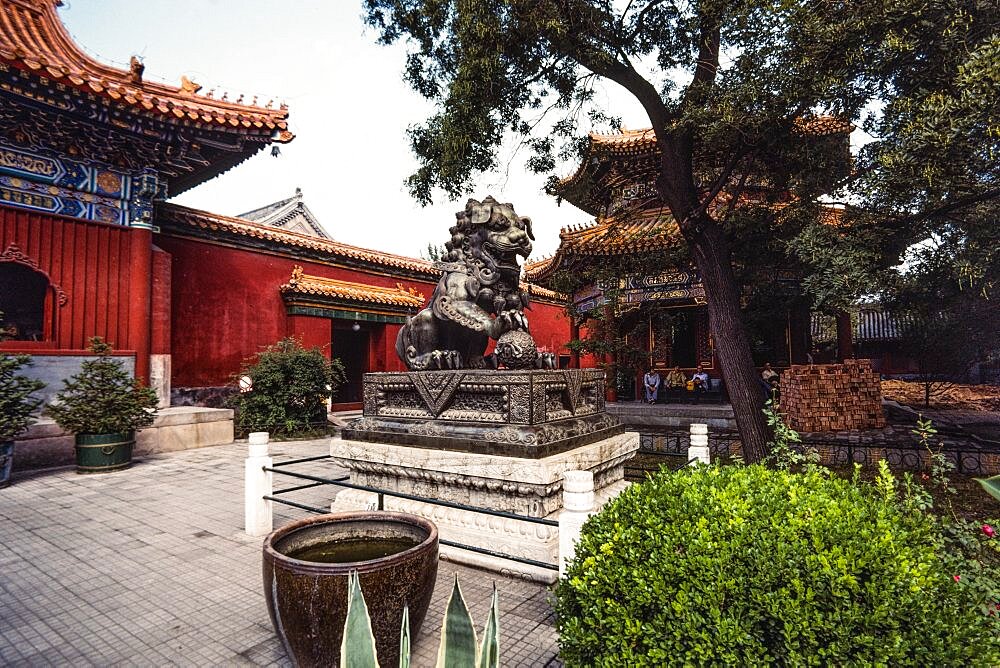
[45,338,157,434]
[0,354,45,441]
[556,464,1000,667]
[230,338,346,435]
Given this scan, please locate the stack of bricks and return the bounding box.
[781,360,886,432]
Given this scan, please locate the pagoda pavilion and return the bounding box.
[0,0,573,420]
[526,121,853,400]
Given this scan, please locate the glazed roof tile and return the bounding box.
[525,210,679,282]
[519,281,566,303]
[557,117,851,215]
[158,202,440,276]
[525,204,843,282]
[0,0,292,139]
[281,266,426,308]
[238,189,331,239]
[581,117,851,154]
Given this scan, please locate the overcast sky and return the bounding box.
[58,1,652,260]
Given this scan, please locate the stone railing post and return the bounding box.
[245,431,273,537]
[559,470,595,578]
[688,423,710,465]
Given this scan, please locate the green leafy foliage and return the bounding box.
[229,338,346,436]
[556,465,1000,666]
[763,399,819,472]
[0,353,45,441]
[45,337,157,435]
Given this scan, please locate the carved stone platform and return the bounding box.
[342,368,622,458]
[329,431,639,583]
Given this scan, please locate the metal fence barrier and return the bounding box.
[245,424,713,576]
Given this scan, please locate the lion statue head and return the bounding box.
[442,196,533,274]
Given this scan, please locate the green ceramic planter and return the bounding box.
[75,432,134,473]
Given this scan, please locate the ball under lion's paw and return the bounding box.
[495,329,538,369]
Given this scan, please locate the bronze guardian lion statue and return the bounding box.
[396,196,555,370]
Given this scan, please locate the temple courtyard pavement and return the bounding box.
[0,440,560,666]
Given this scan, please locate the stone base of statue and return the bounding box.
[332,368,638,582]
[342,368,622,457]
[329,430,638,583]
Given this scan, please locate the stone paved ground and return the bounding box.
[0,440,560,666]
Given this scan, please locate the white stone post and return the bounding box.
[688,423,710,465]
[245,432,273,537]
[559,470,595,578]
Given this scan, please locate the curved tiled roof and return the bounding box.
[557,117,852,215]
[0,0,292,138]
[238,189,331,239]
[525,209,679,282]
[158,202,440,277]
[281,266,426,309]
[519,281,566,303]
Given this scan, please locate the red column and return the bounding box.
[570,319,581,369]
[127,227,153,383]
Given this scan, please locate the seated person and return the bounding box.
[665,366,686,389]
[642,367,661,404]
[761,362,779,384]
[691,365,710,401]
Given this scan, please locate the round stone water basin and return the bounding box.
[262,512,439,667]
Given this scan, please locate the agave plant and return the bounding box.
[977,475,1000,503]
[340,572,500,668]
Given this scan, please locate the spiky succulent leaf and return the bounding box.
[398,604,411,668]
[977,475,1000,503]
[435,576,477,668]
[477,584,500,668]
[341,571,380,668]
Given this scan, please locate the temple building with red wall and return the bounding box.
[0,0,572,413]
[526,122,854,400]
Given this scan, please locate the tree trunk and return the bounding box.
[683,216,770,463]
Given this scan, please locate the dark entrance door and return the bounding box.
[332,326,370,404]
[670,310,697,368]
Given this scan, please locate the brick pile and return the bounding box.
[781,360,886,432]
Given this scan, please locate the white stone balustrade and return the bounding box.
[244,431,273,537]
[558,470,595,577]
[688,422,710,465]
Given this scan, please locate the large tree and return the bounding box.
[364,0,998,462]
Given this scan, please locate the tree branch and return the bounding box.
[681,18,721,109]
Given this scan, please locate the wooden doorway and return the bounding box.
[332,325,370,406]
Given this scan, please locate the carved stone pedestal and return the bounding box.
[328,431,639,583]
[343,368,621,458]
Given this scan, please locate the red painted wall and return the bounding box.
[154,234,439,387]
[156,232,576,388]
[527,298,573,359]
[151,246,171,355]
[0,206,147,360]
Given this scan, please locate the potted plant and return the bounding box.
[45,337,158,473]
[0,353,45,487]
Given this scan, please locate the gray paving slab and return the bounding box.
[0,440,560,666]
